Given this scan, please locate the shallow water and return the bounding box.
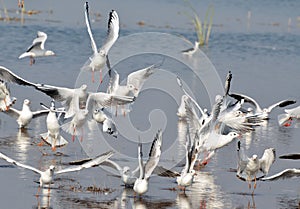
[0,1,299,209]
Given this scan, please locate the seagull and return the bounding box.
[229,92,296,120]
[261,168,300,181]
[60,90,134,142]
[0,80,16,111]
[181,41,200,56]
[92,108,118,137]
[0,66,135,119]
[278,105,300,127]
[236,141,276,192]
[133,129,163,195]
[2,99,49,129]
[82,2,119,83]
[107,63,158,97]
[176,125,198,191]
[18,31,55,65]
[0,150,114,196]
[39,101,68,151]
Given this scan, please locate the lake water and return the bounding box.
[0,0,299,208]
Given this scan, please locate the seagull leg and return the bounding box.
[80,128,84,142]
[247,176,251,189]
[4,98,9,111]
[100,70,103,84]
[253,175,257,189]
[92,71,95,83]
[37,137,45,147]
[72,127,76,142]
[35,186,41,197]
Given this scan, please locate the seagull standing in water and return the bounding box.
[18,31,55,65]
[3,99,49,129]
[181,41,200,56]
[39,101,68,151]
[236,141,276,193]
[133,129,163,195]
[82,2,119,83]
[0,150,114,196]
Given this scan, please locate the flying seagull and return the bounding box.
[82,2,119,83]
[133,129,163,195]
[0,150,114,196]
[19,31,55,65]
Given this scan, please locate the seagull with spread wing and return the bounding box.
[277,105,300,127]
[82,2,119,83]
[19,31,55,65]
[236,141,276,193]
[0,150,114,196]
[229,92,296,120]
[2,99,49,129]
[133,129,163,195]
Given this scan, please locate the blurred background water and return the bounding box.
[0,0,299,208]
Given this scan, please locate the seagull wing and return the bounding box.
[32,109,50,119]
[261,168,300,181]
[229,92,262,112]
[0,152,42,174]
[127,63,157,96]
[0,66,36,87]
[224,71,232,96]
[137,143,145,179]
[100,10,119,55]
[100,159,123,174]
[237,141,249,176]
[56,150,114,174]
[4,107,20,119]
[86,92,134,110]
[107,70,120,94]
[144,129,163,180]
[27,31,47,51]
[176,76,205,116]
[84,2,98,54]
[259,148,276,175]
[266,99,296,113]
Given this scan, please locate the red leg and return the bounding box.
[92,71,95,83]
[100,70,103,83]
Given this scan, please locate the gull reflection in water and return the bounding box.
[34,187,52,209]
[180,171,231,209]
[15,129,31,178]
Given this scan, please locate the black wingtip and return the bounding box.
[237,140,241,151]
[278,100,297,108]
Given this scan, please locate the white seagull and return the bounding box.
[236,141,276,192]
[3,99,49,129]
[0,150,114,196]
[107,63,158,97]
[92,108,118,137]
[18,31,55,65]
[0,80,16,111]
[176,125,198,191]
[278,105,300,127]
[181,41,200,56]
[229,92,296,120]
[133,129,163,195]
[261,168,300,181]
[39,101,68,151]
[83,2,119,83]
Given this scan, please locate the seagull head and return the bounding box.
[45,50,55,56]
[123,166,131,175]
[80,84,88,91]
[24,99,31,105]
[252,155,258,161]
[49,165,55,172]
